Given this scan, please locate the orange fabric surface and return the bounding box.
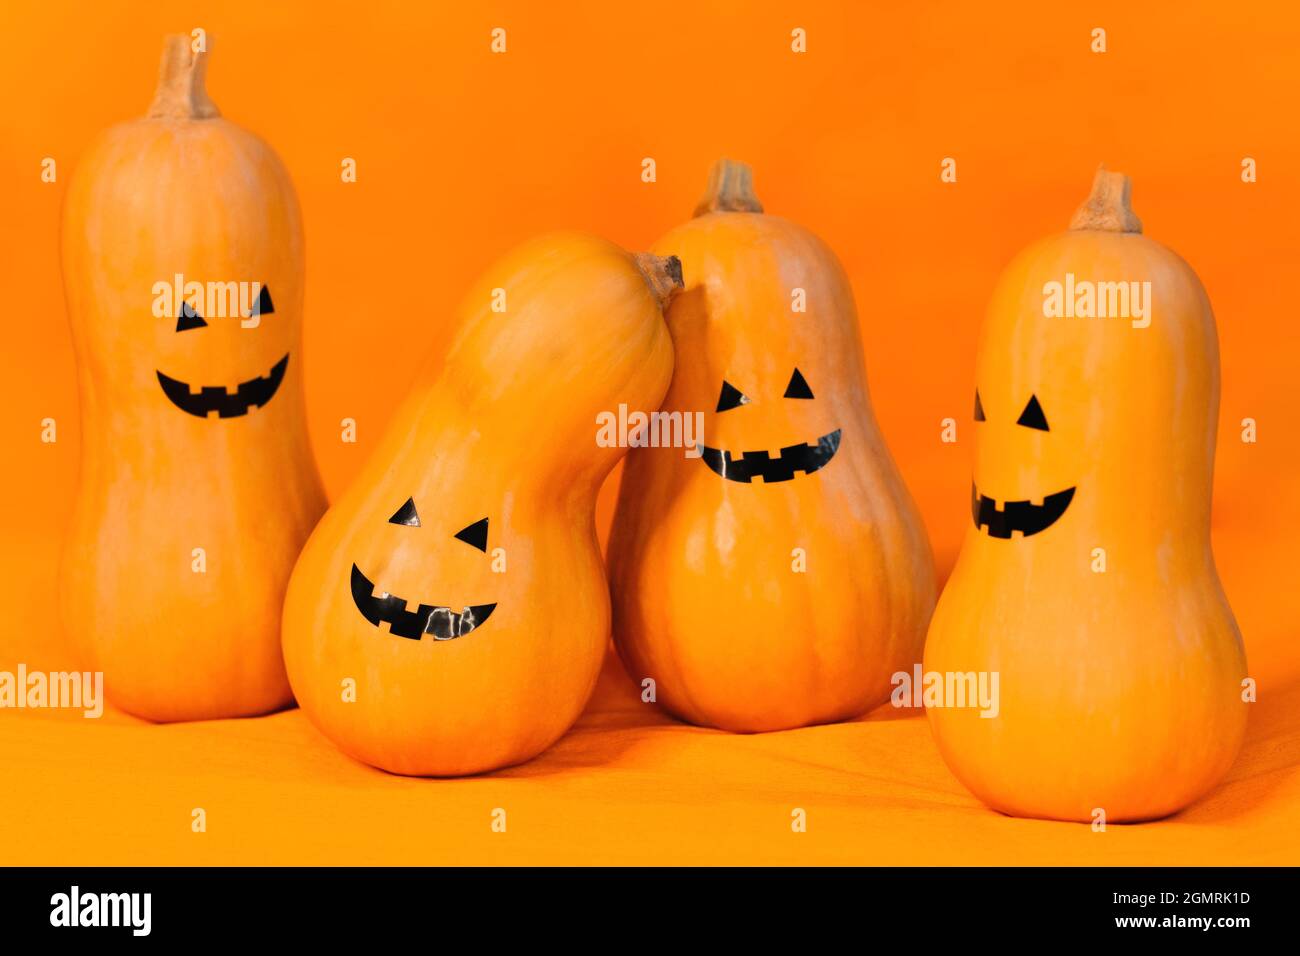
[2,1,1299,864]
[3,504,1299,866]
[3,631,1298,866]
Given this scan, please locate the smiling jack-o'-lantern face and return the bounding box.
[156,285,289,418]
[970,389,1076,538]
[349,498,497,640]
[701,367,842,482]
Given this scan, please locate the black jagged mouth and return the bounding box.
[971,483,1075,539]
[700,428,842,483]
[350,563,496,641]
[156,354,289,418]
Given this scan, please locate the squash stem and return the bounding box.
[147,34,221,119]
[1069,166,1142,233]
[634,253,684,311]
[693,159,764,217]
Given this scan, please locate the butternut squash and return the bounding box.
[281,235,678,775]
[607,160,936,732]
[923,168,1249,822]
[60,36,326,721]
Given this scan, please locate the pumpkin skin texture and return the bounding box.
[923,169,1249,823]
[281,235,678,776]
[607,160,936,733]
[59,37,326,722]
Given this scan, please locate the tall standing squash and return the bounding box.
[607,160,936,733]
[281,235,679,776]
[924,169,1249,822]
[60,36,326,721]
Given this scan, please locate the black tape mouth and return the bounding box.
[971,483,1075,538]
[350,563,496,641]
[156,354,289,418]
[700,428,841,483]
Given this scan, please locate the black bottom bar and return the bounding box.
[0,867,1288,941]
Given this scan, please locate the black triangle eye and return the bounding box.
[974,389,986,421]
[249,285,274,318]
[784,368,814,400]
[176,301,207,332]
[716,380,751,413]
[1016,394,1049,431]
[388,497,420,527]
[454,518,489,553]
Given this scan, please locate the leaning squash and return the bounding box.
[281,235,678,776]
[60,36,326,721]
[607,160,936,732]
[923,168,1249,822]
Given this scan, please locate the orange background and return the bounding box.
[1,0,1297,864]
